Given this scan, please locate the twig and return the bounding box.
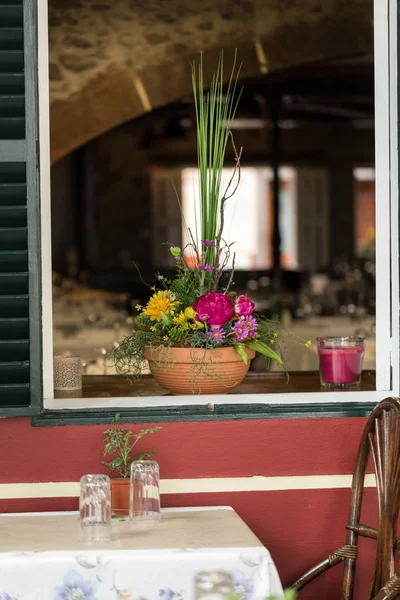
[213,131,242,289]
[132,260,152,289]
[224,252,236,292]
[222,131,243,202]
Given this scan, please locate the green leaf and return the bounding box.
[246,340,284,365]
[234,343,248,365]
[283,589,297,600]
[170,246,181,257]
[135,450,157,461]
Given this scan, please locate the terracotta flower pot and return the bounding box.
[144,346,255,395]
[111,477,130,515]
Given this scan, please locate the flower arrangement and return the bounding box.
[113,51,309,394]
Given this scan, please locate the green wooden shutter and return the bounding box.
[0,0,41,414]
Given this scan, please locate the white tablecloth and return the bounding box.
[0,508,283,600]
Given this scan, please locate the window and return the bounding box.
[0,0,398,421]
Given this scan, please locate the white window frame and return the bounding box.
[39,0,400,411]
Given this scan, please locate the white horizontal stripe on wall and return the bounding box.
[0,474,376,500]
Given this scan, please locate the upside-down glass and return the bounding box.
[79,474,112,542]
[317,336,366,388]
[130,460,161,524]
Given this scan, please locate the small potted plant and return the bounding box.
[102,414,161,514]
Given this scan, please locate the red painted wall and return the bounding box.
[0,417,375,600]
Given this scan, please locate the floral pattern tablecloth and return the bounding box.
[0,547,283,600]
[0,509,284,600]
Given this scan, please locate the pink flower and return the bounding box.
[234,295,255,317]
[193,292,234,327]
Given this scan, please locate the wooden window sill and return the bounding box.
[53,370,376,399]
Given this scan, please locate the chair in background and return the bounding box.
[292,397,400,600]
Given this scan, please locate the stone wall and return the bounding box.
[48,0,373,162]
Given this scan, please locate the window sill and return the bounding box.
[32,371,381,426]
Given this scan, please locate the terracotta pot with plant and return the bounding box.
[112,51,310,395]
[102,414,161,515]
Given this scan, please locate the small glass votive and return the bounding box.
[79,474,112,542]
[129,460,160,525]
[317,336,366,388]
[54,355,82,391]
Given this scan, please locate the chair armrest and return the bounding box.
[371,575,400,600]
[291,545,358,592]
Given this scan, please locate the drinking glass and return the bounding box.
[79,474,112,542]
[129,460,160,524]
[317,336,366,388]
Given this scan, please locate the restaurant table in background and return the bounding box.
[268,316,375,372]
[0,507,283,600]
[53,311,376,375]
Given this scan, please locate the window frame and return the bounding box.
[35,0,399,423]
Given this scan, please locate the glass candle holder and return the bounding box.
[54,355,82,391]
[129,460,160,524]
[79,474,112,542]
[317,336,366,388]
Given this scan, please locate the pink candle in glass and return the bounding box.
[317,337,366,387]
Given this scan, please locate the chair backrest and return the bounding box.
[343,397,400,600]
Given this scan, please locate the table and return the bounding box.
[267,316,375,372]
[0,508,283,600]
[53,313,376,375]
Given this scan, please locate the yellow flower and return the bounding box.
[150,325,156,332]
[135,304,142,311]
[173,311,189,328]
[173,306,204,329]
[151,286,156,291]
[305,340,312,348]
[163,335,169,341]
[184,307,196,320]
[142,290,180,321]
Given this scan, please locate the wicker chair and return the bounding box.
[292,397,400,600]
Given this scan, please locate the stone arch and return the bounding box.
[49,0,373,163]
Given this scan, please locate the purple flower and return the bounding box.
[159,589,175,600]
[201,239,216,248]
[232,321,249,341]
[53,571,98,600]
[208,327,225,343]
[233,573,255,600]
[198,312,210,322]
[0,593,12,600]
[159,590,183,600]
[198,263,213,272]
[243,316,258,338]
